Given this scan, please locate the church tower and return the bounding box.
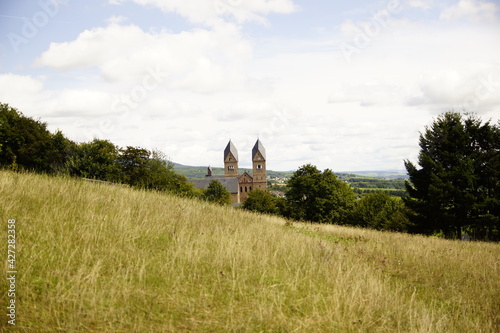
[224,140,239,177]
[252,139,267,191]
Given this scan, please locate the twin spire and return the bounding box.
[224,139,265,162]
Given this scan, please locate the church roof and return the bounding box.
[238,171,253,181]
[188,176,238,194]
[224,140,238,161]
[252,139,266,160]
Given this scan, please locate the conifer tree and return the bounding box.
[404,112,499,240]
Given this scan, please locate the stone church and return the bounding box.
[190,139,267,204]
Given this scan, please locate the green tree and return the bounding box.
[204,180,231,206]
[286,164,355,223]
[404,112,500,240]
[68,139,122,182]
[119,146,151,187]
[142,149,197,196]
[243,189,279,214]
[351,192,412,232]
[0,103,60,172]
[49,130,77,174]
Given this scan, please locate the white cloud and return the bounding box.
[112,0,299,26]
[330,15,500,114]
[328,82,405,107]
[51,89,115,116]
[4,1,500,171]
[35,22,253,93]
[440,0,499,22]
[0,74,44,98]
[106,15,128,24]
[406,0,434,10]
[407,65,500,114]
[0,74,47,112]
[35,24,140,70]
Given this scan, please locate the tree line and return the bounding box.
[0,103,218,202]
[243,112,499,241]
[1,103,498,240]
[243,165,413,233]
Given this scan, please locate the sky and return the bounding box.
[1,0,499,172]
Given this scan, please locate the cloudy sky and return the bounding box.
[1,0,499,171]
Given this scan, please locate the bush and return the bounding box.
[204,180,231,206]
[243,190,279,214]
[351,192,412,232]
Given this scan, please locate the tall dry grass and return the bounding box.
[0,171,498,332]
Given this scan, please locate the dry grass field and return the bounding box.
[1,170,499,332]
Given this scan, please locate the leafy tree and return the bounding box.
[119,146,151,187]
[404,112,500,240]
[351,192,412,232]
[243,189,279,214]
[141,149,175,190]
[286,164,355,223]
[48,130,77,174]
[0,103,60,172]
[142,149,198,196]
[68,139,122,182]
[0,103,200,199]
[275,197,292,217]
[204,180,231,206]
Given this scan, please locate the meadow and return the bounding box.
[1,171,498,332]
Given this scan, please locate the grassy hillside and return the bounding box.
[1,171,499,332]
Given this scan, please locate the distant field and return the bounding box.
[1,171,498,332]
[342,176,407,197]
[174,163,407,196]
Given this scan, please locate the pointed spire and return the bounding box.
[252,139,266,160]
[224,140,238,161]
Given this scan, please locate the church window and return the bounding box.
[250,186,252,191]
[240,187,243,193]
[228,166,234,171]
[245,186,247,192]
[257,164,262,170]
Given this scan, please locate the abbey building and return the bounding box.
[189,139,267,204]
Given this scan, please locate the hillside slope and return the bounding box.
[0,171,498,332]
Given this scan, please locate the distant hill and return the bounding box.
[173,163,407,180]
[173,163,294,180]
